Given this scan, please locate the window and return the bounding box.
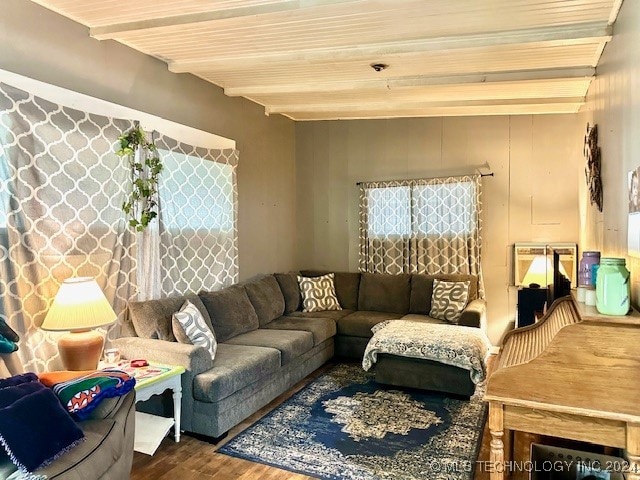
[155,139,238,296]
[366,179,478,238]
[367,186,410,236]
[159,150,234,233]
[413,181,477,235]
[359,175,483,291]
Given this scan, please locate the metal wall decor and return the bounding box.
[584,123,603,212]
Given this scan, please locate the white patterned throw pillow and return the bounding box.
[429,279,470,324]
[172,300,217,360]
[297,273,342,313]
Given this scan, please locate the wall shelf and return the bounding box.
[570,289,640,324]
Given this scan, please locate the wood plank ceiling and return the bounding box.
[31,0,624,121]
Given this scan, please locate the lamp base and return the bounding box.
[58,330,104,371]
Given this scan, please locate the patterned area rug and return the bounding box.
[219,363,487,480]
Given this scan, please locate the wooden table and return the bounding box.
[108,361,185,443]
[485,296,640,480]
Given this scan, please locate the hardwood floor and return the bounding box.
[131,359,496,480]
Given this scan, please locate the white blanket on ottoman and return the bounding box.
[362,320,491,384]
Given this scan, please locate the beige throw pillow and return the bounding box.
[429,279,470,324]
[172,300,217,360]
[297,273,342,313]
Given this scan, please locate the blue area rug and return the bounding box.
[219,363,487,480]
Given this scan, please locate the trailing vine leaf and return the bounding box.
[116,123,163,231]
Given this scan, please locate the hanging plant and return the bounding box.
[116,123,163,231]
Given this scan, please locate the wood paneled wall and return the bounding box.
[580,0,640,307]
[296,115,583,344]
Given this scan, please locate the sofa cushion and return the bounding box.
[300,271,361,310]
[429,279,470,324]
[244,275,286,326]
[199,285,260,342]
[298,273,342,312]
[358,273,411,314]
[129,294,212,341]
[409,274,478,314]
[193,344,281,402]
[274,272,301,314]
[337,311,403,338]
[286,309,352,321]
[265,316,336,346]
[224,329,314,365]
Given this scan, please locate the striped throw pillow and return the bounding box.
[172,300,217,360]
[297,273,342,313]
[429,279,470,324]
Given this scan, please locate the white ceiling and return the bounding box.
[32,0,624,121]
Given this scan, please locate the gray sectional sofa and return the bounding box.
[114,271,485,440]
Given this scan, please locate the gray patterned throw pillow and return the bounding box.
[429,279,470,324]
[172,300,217,359]
[297,273,342,313]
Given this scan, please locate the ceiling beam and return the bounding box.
[225,67,595,97]
[265,97,586,115]
[168,22,611,73]
[288,102,584,121]
[609,0,625,25]
[90,0,364,40]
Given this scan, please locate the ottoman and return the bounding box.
[375,354,476,397]
[362,320,490,398]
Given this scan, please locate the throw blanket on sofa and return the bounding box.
[362,320,491,384]
[0,374,85,475]
[46,369,135,421]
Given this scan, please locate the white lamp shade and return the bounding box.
[41,277,116,331]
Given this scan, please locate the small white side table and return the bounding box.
[106,361,185,450]
[133,363,185,442]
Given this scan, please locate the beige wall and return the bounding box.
[296,116,583,344]
[580,0,640,305]
[0,0,297,280]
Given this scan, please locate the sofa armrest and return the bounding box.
[458,299,486,330]
[113,337,213,375]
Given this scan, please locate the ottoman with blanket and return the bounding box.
[363,320,491,397]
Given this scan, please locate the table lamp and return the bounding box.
[41,277,116,371]
[522,254,569,288]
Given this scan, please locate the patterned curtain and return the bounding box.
[0,83,137,372]
[0,84,240,372]
[155,134,238,296]
[359,175,484,297]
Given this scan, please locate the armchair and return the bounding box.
[0,350,135,480]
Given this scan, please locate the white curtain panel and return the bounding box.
[155,133,239,297]
[359,175,484,298]
[0,83,137,372]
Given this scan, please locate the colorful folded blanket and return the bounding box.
[41,369,136,421]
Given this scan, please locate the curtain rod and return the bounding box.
[356,172,494,186]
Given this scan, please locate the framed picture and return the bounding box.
[628,167,640,258]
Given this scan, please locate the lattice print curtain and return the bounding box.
[0,83,137,372]
[359,175,484,297]
[154,134,238,297]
